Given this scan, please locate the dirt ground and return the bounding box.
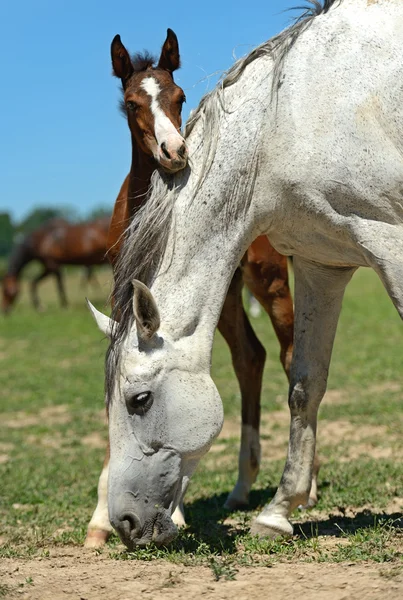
[0,548,402,600]
[1,390,402,599]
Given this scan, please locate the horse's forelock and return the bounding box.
[131,51,156,72]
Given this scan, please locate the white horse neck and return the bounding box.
[150,54,275,343]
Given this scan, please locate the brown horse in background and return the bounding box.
[85,30,307,548]
[2,216,110,313]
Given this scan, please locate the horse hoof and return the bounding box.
[171,506,186,528]
[224,482,250,511]
[298,496,317,511]
[84,529,111,549]
[250,514,293,539]
[224,494,249,511]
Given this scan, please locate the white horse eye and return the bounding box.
[126,391,153,415]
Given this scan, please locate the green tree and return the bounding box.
[17,207,63,235]
[17,206,80,235]
[86,206,111,221]
[0,212,15,257]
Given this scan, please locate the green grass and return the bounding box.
[0,266,402,568]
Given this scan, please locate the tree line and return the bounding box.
[0,206,111,258]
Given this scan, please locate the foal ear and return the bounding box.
[158,28,180,73]
[132,280,160,341]
[111,34,134,85]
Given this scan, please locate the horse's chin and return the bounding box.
[159,159,187,174]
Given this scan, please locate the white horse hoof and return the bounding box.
[171,506,186,528]
[84,528,111,549]
[250,514,293,539]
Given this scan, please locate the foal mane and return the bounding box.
[105,0,342,404]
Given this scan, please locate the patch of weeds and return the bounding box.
[108,532,219,566]
[331,519,402,563]
[240,532,307,564]
[209,556,238,581]
[295,522,326,560]
[379,565,403,579]
[0,583,14,598]
[0,541,39,559]
[160,571,182,588]
[109,543,167,562]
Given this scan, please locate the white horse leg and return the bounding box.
[355,221,403,320]
[251,258,356,538]
[300,452,321,509]
[84,456,113,548]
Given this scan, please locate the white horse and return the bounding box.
[89,0,403,547]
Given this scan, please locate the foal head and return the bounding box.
[111,29,188,173]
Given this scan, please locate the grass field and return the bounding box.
[0,266,402,598]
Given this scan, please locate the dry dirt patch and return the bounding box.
[81,432,106,449]
[211,405,402,467]
[0,548,402,600]
[2,405,71,429]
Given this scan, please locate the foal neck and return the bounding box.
[128,139,155,217]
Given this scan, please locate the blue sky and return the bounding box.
[0,0,299,222]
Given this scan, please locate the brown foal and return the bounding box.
[85,31,318,548]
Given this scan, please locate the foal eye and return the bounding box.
[126,391,153,415]
[126,101,138,111]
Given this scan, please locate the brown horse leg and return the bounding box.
[30,268,52,311]
[242,236,320,507]
[54,269,68,308]
[242,236,294,375]
[83,266,101,290]
[217,268,266,510]
[84,443,113,548]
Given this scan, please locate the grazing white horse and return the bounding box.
[89,0,403,547]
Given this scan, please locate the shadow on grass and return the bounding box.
[113,499,402,560]
[173,493,402,555]
[166,487,277,554]
[296,510,403,539]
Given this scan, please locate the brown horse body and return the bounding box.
[85,31,313,548]
[2,217,110,312]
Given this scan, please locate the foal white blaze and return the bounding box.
[92,0,403,547]
[141,77,186,171]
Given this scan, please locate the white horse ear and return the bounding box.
[86,299,116,338]
[132,280,160,340]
